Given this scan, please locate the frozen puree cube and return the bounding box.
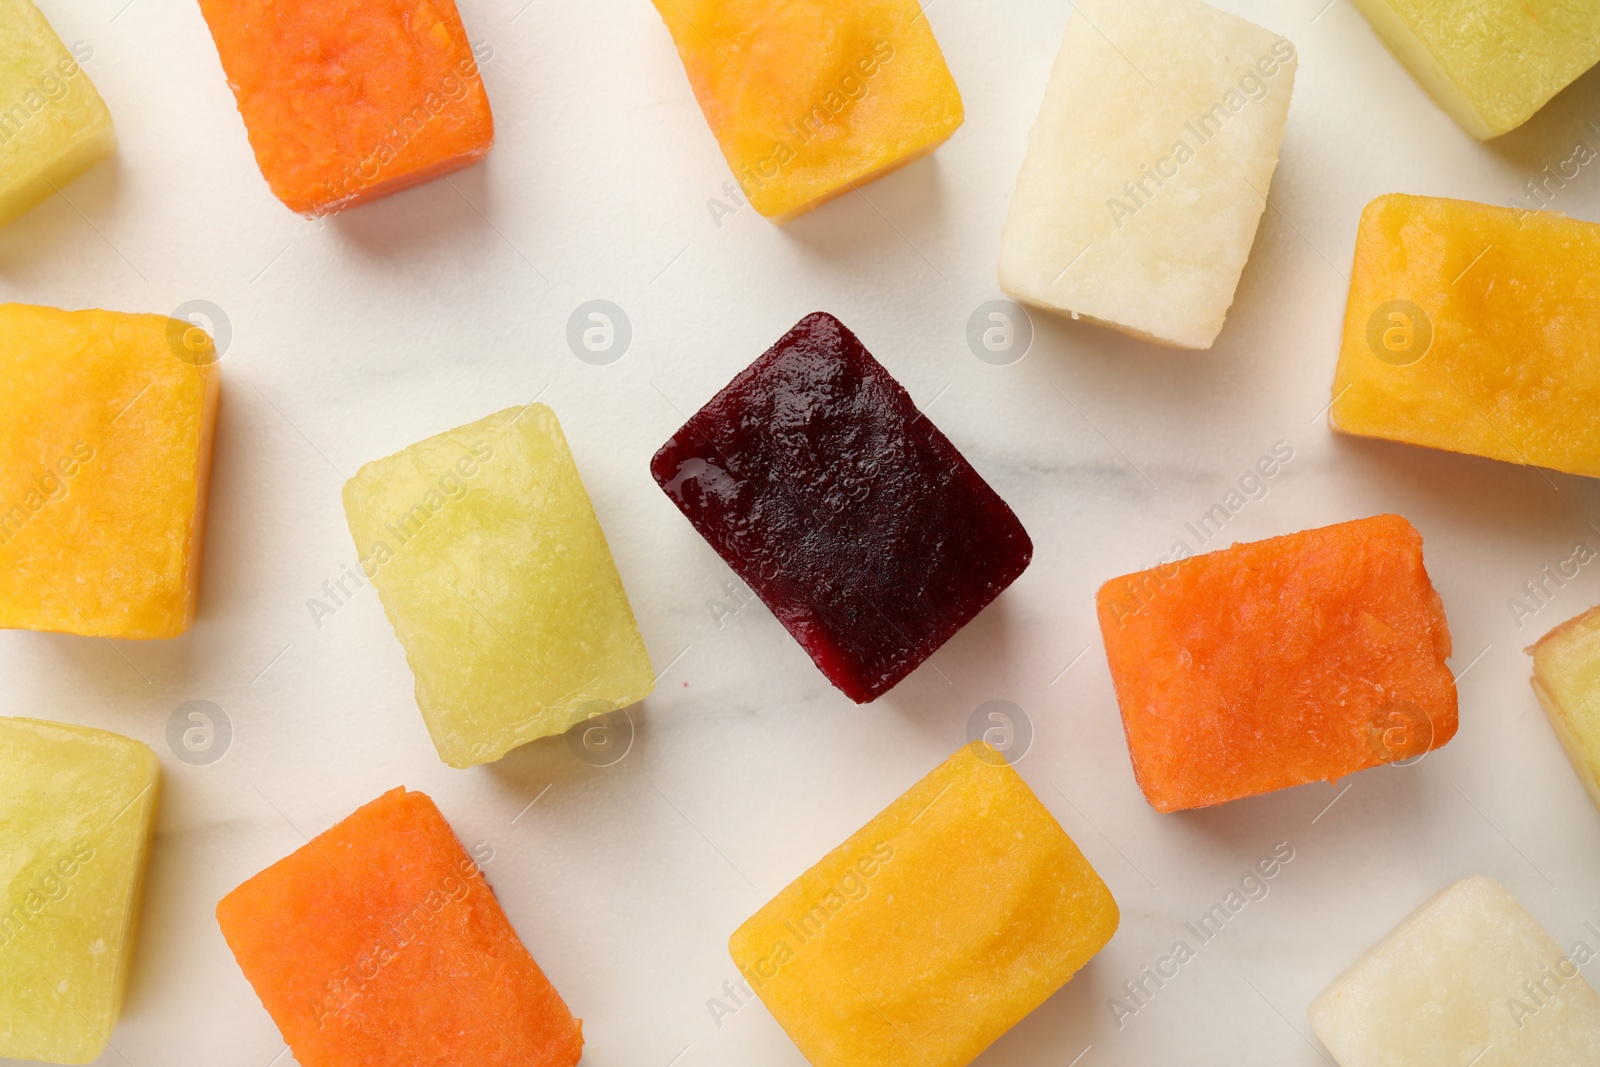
[649,0,963,221]
[197,0,493,216]
[217,788,582,1067]
[1351,0,1600,139]
[343,404,654,768]
[999,0,1297,350]
[1097,515,1458,812]
[1530,604,1600,811]
[0,0,114,228]
[1331,194,1600,478]
[650,312,1032,703]
[0,303,220,639]
[0,717,159,1065]
[1309,877,1600,1066]
[730,743,1118,1067]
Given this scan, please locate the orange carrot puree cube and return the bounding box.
[1096,515,1458,813]
[196,0,493,216]
[0,303,218,639]
[216,788,581,1067]
[649,0,964,220]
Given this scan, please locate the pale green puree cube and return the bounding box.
[0,717,159,1065]
[343,404,655,769]
[0,0,114,227]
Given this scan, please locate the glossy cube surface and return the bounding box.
[651,312,1031,703]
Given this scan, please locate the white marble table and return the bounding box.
[3,0,1599,1064]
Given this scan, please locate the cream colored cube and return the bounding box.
[999,0,1296,349]
[1309,877,1600,1066]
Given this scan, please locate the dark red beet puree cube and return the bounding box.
[650,312,1032,702]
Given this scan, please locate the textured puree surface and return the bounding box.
[999,0,1296,349]
[0,0,114,227]
[1331,194,1600,477]
[1531,605,1600,812]
[0,718,159,1066]
[196,0,493,215]
[729,744,1119,1067]
[0,304,219,639]
[216,788,583,1067]
[1349,0,1600,137]
[649,0,963,219]
[1097,514,1458,812]
[343,404,654,768]
[650,312,1032,703]
[1310,877,1600,1066]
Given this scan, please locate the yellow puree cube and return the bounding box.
[730,743,1118,1067]
[0,304,220,639]
[0,0,115,227]
[1331,195,1600,478]
[0,717,160,1065]
[1350,0,1600,138]
[649,0,964,221]
[1530,605,1600,812]
[343,404,655,769]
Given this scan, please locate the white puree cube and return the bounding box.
[1309,877,1600,1066]
[999,0,1297,350]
